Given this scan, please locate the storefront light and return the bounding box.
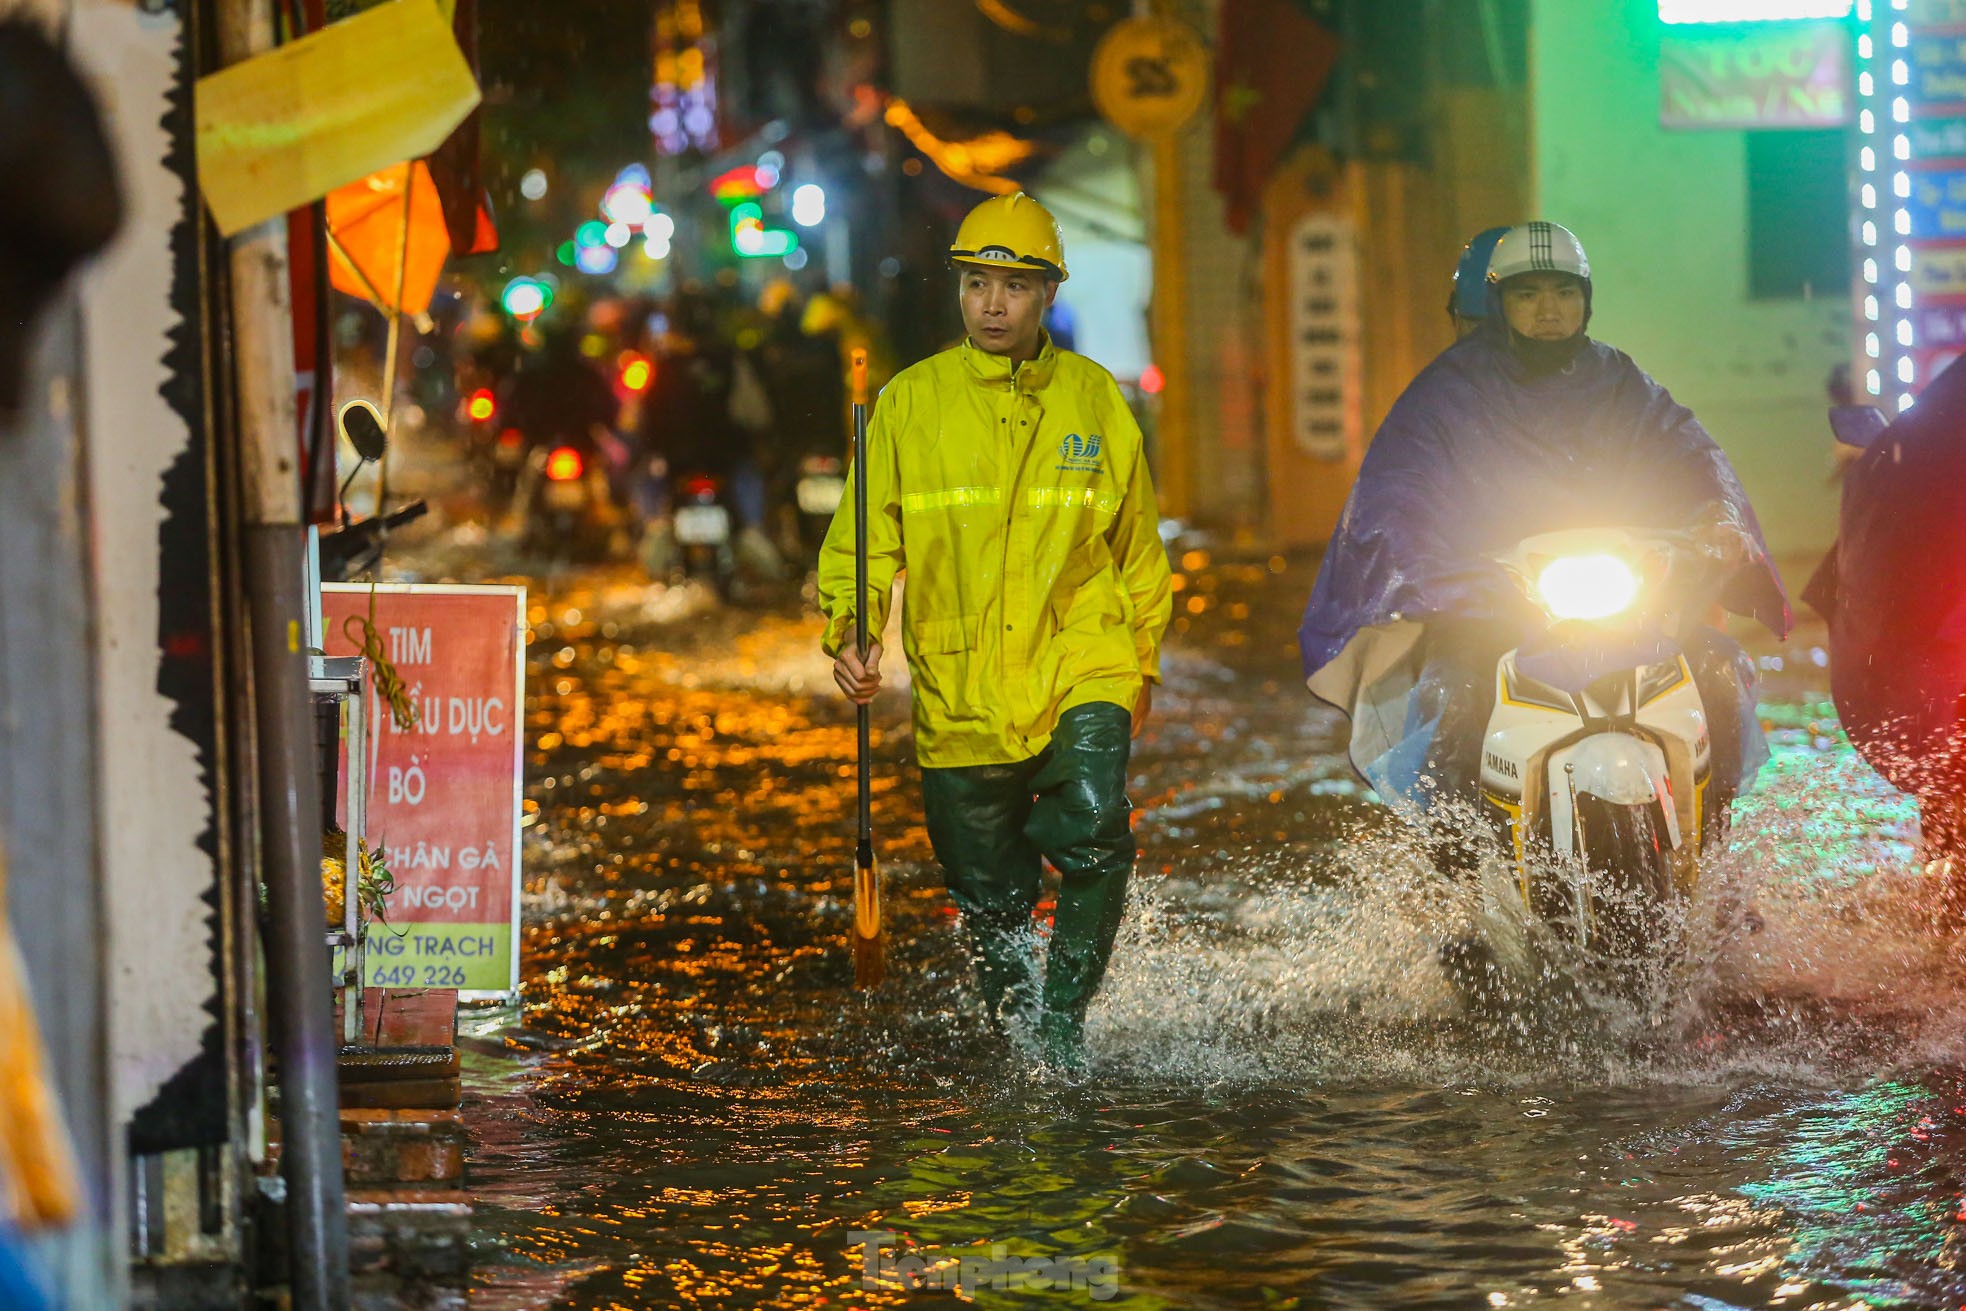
[1861,109,1876,133]
[1897,320,1914,345]
[1899,357,1915,382]
[1894,172,1911,197]
[1867,332,1882,357]
[1863,220,1878,245]
[1867,368,1882,393]
[1860,71,1875,96]
[1859,32,1873,57]
[1899,392,1915,410]
[1863,183,1878,208]
[1897,283,1913,308]
[1894,96,1910,122]
[1896,209,1912,234]
[1865,294,1880,320]
[1892,20,1908,43]
[1895,135,1911,160]
[1658,0,1852,18]
[1896,246,1912,271]
[1865,257,1880,283]
[790,184,827,228]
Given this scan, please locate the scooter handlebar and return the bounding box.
[317,499,429,580]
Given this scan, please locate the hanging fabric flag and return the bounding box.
[1211,0,1341,234]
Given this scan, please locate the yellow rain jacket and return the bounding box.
[819,336,1173,768]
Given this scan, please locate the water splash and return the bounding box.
[1089,735,1964,1092]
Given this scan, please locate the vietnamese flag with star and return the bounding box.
[1212,0,1342,233]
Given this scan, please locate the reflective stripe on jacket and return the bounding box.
[818,336,1173,767]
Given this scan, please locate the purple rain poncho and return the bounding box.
[1299,324,1790,804]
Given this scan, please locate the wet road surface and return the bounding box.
[390,529,1966,1310]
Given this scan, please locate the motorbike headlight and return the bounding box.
[1535,553,1640,622]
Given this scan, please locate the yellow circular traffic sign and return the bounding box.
[1090,17,1209,140]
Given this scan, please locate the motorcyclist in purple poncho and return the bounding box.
[1299,222,1791,849]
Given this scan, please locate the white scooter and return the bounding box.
[1475,528,1722,959]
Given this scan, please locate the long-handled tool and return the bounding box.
[850,348,885,988]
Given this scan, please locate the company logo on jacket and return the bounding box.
[1058,433,1104,473]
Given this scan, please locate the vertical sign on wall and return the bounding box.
[322,584,525,998]
[1287,214,1363,463]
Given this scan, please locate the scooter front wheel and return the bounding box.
[1573,796,1678,961]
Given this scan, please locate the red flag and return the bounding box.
[1212,0,1341,233]
[426,0,498,255]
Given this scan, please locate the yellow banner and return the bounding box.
[194,0,479,236]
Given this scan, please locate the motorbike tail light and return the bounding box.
[545,446,585,482]
[466,389,496,422]
[683,475,720,499]
[498,427,523,449]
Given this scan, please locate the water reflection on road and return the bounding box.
[454,554,1966,1310]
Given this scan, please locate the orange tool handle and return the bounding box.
[851,348,869,407]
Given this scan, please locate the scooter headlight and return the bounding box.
[1535,553,1640,622]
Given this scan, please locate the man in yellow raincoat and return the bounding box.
[819,193,1173,1065]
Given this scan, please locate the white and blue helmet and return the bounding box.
[1486,221,1590,286]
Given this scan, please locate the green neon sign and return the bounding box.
[1659,0,1853,20]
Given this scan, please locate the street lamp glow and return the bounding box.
[791,184,827,227]
[500,277,550,319]
[520,169,548,201]
[602,183,654,228]
[604,222,632,248]
[644,211,676,242]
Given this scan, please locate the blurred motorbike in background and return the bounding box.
[786,453,845,571]
[511,430,624,565]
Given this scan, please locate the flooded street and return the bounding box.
[444,548,1966,1310]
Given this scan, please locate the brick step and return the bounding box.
[334,988,459,1049]
[340,1076,461,1110]
[340,1110,465,1188]
[347,1189,472,1285]
[253,1180,471,1305]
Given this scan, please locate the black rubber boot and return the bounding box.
[919,702,1136,1063]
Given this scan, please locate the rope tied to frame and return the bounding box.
[341,577,418,732]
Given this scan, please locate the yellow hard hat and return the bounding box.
[948,192,1068,281]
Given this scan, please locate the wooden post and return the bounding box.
[1151,129,1193,520]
